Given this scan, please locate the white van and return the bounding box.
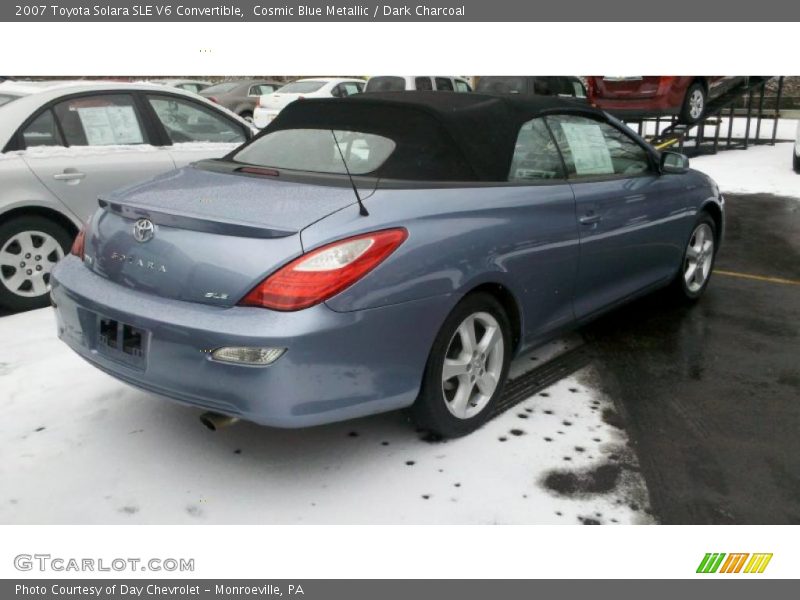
[365,76,472,93]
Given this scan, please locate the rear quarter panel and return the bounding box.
[301,183,581,346]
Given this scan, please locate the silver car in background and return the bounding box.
[0,82,255,310]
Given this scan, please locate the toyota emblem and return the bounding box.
[133,218,155,243]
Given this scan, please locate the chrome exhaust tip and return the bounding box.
[199,412,239,431]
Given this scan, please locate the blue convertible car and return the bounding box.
[51,93,724,437]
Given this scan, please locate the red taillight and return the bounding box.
[70,222,88,259]
[208,96,219,104]
[586,77,598,102]
[240,228,408,311]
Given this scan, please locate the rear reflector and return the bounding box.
[211,346,286,366]
[239,228,408,311]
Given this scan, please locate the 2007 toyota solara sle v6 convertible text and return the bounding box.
[50,92,724,437]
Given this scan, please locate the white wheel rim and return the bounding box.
[684,223,714,293]
[441,311,504,420]
[689,89,704,119]
[0,230,64,298]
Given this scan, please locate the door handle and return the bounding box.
[579,213,602,225]
[53,171,86,181]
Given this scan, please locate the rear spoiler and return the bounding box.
[98,199,297,240]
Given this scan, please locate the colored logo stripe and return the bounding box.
[697,553,726,573]
[720,553,749,573]
[744,553,773,573]
[697,553,772,574]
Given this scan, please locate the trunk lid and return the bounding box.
[86,165,361,307]
[259,93,304,111]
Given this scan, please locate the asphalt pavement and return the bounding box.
[583,193,800,523]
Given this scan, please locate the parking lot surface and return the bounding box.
[585,192,800,523]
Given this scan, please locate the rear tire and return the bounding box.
[411,292,512,438]
[239,110,254,122]
[669,213,717,302]
[680,82,707,125]
[0,216,73,312]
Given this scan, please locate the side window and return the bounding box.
[21,109,64,148]
[414,77,433,91]
[508,118,564,181]
[339,82,362,97]
[249,84,275,96]
[546,115,651,178]
[147,95,246,144]
[53,94,146,147]
[435,77,455,91]
[455,80,471,93]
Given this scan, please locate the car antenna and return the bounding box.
[331,130,369,217]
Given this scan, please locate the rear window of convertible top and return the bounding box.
[231,104,478,181]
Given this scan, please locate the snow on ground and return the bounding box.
[0,309,652,525]
[692,142,800,198]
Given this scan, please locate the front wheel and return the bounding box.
[411,292,512,438]
[670,214,717,301]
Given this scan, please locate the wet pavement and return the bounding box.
[582,193,800,524]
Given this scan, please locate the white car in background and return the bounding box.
[252,78,366,128]
[794,121,799,173]
[364,76,473,93]
[0,82,255,311]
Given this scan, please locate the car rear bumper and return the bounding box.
[593,97,681,120]
[51,256,451,428]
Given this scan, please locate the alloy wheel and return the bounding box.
[0,230,64,298]
[689,89,705,120]
[684,223,714,293]
[441,311,505,419]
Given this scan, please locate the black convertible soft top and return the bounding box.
[265,92,610,182]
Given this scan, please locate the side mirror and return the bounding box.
[660,151,690,174]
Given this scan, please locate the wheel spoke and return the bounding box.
[3,271,27,292]
[38,238,62,258]
[29,276,48,296]
[443,357,470,381]
[684,261,697,284]
[476,372,497,397]
[449,376,473,416]
[0,251,19,267]
[457,318,477,355]
[477,324,501,355]
[15,232,35,255]
[685,245,700,259]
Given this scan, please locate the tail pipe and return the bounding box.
[199,412,239,431]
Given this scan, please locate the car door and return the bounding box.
[20,92,174,221]
[545,113,689,319]
[506,117,579,338]
[143,92,249,168]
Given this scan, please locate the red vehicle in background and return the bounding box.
[586,76,747,124]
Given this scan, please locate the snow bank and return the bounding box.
[692,142,800,198]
